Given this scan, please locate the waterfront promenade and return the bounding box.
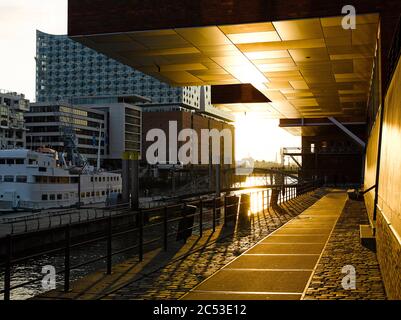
[33,189,385,300]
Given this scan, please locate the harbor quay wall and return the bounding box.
[0,212,138,262]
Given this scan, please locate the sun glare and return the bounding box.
[234,113,301,162]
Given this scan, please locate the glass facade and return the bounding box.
[26,103,107,163]
[35,30,211,109]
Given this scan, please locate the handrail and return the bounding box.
[0,180,320,299]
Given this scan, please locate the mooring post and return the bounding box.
[64,225,70,292]
[4,234,12,300]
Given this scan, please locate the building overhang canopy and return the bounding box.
[69,1,380,119]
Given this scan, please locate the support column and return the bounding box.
[215,164,221,196]
[130,159,139,210]
[122,159,130,203]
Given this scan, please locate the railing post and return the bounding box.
[163,206,168,251]
[4,234,12,300]
[212,197,216,232]
[106,214,112,275]
[64,225,70,293]
[262,190,265,214]
[224,194,227,223]
[199,199,203,237]
[138,209,143,262]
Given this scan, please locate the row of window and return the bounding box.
[80,189,121,198]
[0,158,25,165]
[90,176,120,182]
[0,175,27,183]
[41,189,121,201]
[35,176,80,184]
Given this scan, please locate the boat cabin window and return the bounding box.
[57,194,62,200]
[0,159,5,164]
[90,177,94,182]
[28,159,37,165]
[6,159,14,165]
[71,177,79,183]
[42,194,48,201]
[16,176,27,183]
[81,192,85,198]
[38,167,47,172]
[86,192,90,197]
[49,194,55,200]
[16,159,24,165]
[4,176,14,182]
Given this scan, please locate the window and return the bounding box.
[86,192,90,197]
[42,194,48,201]
[39,167,47,172]
[57,194,62,200]
[16,176,27,183]
[96,191,100,196]
[102,191,105,196]
[4,176,14,182]
[16,159,24,165]
[71,177,79,183]
[0,159,5,164]
[6,159,14,165]
[91,177,94,182]
[81,192,85,198]
[91,191,94,197]
[49,194,55,200]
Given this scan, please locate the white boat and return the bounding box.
[0,148,122,211]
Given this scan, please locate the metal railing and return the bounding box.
[0,181,319,300]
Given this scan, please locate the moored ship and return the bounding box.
[0,148,122,211]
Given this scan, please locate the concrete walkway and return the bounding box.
[181,191,347,300]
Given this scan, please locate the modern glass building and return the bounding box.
[35,31,215,111]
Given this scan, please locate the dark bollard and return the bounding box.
[270,188,280,208]
[64,225,71,292]
[163,206,168,251]
[238,193,251,227]
[4,235,12,300]
[106,215,112,274]
[176,204,196,242]
[224,195,239,225]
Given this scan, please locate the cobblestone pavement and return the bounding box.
[303,198,387,300]
[102,189,327,300]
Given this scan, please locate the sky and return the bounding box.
[234,115,300,162]
[0,0,300,161]
[0,0,68,101]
